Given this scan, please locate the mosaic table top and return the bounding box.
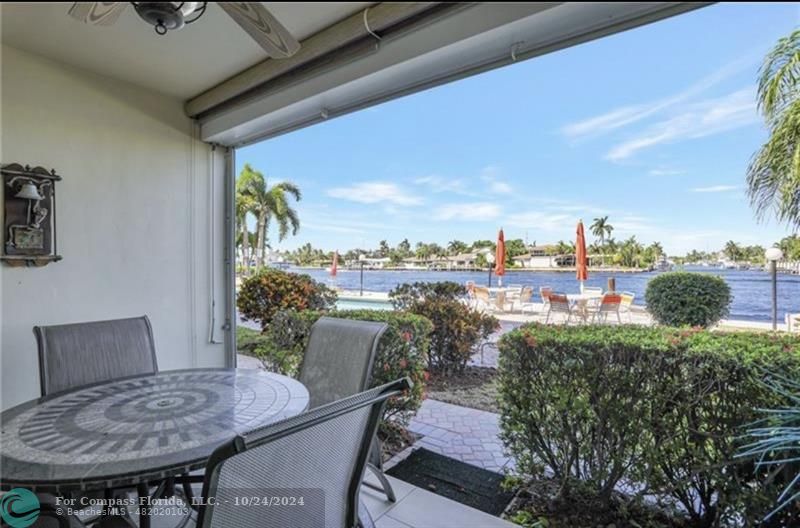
[0,368,309,492]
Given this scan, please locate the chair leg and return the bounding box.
[363,438,396,502]
[364,463,396,502]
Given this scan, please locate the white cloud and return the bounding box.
[327,181,422,206]
[605,87,758,161]
[434,202,501,221]
[480,165,513,194]
[691,185,741,193]
[561,56,757,139]
[504,211,573,231]
[648,168,685,176]
[414,175,468,194]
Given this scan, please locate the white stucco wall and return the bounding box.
[0,45,228,409]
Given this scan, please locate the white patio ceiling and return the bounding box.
[2,2,709,146]
[1,2,373,98]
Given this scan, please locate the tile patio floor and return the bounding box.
[406,399,513,473]
[362,472,515,528]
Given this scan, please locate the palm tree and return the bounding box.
[724,240,742,262]
[590,216,614,266]
[235,172,257,274]
[447,240,468,255]
[238,164,301,269]
[747,30,800,227]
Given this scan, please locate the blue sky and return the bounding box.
[237,3,800,256]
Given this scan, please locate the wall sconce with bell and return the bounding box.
[2,163,62,266]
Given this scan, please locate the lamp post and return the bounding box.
[486,252,495,288]
[765,247,784,331]
[358,253,366,297]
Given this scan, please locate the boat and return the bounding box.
[654,255,673,272]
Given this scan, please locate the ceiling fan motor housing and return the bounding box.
[133,3,186,34]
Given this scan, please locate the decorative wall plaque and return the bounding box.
[2,163,62,267]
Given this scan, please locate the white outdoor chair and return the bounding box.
[473,286,492,312]
[545,293,572,324]
[592,293,623,324]
[539,286,553,312]
[517,286,537,314]
[619,291,635,322]
[493,290,513,313]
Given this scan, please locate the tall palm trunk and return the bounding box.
[241,223,250,274]
[256,211,268,269]
[600,234,605,267]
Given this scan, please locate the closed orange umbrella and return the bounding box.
[330,250,338,277]
[494,229,506,286]
[576,220,588,288]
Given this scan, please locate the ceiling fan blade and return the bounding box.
[219,3,301,59]
[68,2,127,26]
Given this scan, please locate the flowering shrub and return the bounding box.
[497,324,800,526]
[237,268,337,330]
[238,309,432,428]
[389,281,499,374]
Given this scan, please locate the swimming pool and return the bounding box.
[336,297,394,311]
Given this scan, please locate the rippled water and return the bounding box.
[290,266,800,323]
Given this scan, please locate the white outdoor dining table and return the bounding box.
[566,292,603,302]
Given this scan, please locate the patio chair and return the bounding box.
[473,286,492,312]
[34,315,158,396]
[592,293,622,324]
[517,286,537,314]
[298,317,396,503]
[33,316,159,526]
[195,378,411,528]
[465,281,476,308]
[545,293,572,324]
[619,291,635,322]
[539,286,553,310]
[493,290,513,312]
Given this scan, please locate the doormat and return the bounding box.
[386,448,514,516]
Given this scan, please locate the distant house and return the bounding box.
[512,253,555,268]
[361,257,391,269]
[513,245,573,268]
[401,257,430,269]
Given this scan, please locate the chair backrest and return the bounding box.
[475,287,490,301]
[34,316,158,396]
[198,379,410,528]
[620,291,635,308]
[519,286,533,303]
[549,293,570,312]
[583,286,603,295]
[299,317,388,409]
[599,293,622,312]
[494,291,507,310]
[540,286,553,302]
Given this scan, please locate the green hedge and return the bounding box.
[645,271,732,328]
[497,324,800,526]
[238,309,432,428]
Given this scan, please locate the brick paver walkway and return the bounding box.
[407,399,513,473]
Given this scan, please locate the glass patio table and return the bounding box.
[0,368,309,496]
